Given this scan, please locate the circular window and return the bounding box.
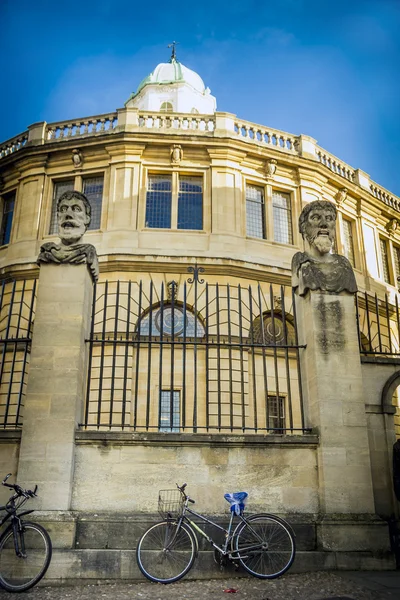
[155,306,186,336]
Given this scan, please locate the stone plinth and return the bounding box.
[17,264,93,510]
[296,290,375,515]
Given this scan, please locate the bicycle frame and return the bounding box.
[0,500,34,558]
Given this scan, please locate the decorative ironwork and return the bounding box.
[356,291,400,356]
[0,279,37,428]
[82,279,306,434]
[187,264,205,284]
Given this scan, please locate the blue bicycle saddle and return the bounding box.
[224,492,248,515]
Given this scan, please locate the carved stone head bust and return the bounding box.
[57,190,91,246]
[298,200,337,259]
[292,200,357,295]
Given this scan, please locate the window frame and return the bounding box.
[379,236,392,285]
[0,189,16,247]
[272,189,293,245]
[47,173,105,235]
[245,183,266,240]
[144,171,204,232]
[267,394,286,434]
[159,389,180,432]
[342,217,356,268]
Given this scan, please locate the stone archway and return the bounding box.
[381,371,400,438]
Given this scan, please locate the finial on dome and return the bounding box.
[167,40,179,62]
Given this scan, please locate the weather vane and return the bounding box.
[168,41,179,61]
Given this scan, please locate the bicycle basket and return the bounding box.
[158,489,184,519]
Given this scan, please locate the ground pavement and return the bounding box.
[1,572,399,600]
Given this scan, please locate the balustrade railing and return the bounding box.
[316,148,355,182]
[46,113,118,141]
[370,181,400,212]
[0,132,28,159]
[234,118,298,152]
[137,112,215,132]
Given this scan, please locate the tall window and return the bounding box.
[159,390,180,432]
[145,173,203,230]
[272,191,292,244]
[380,238,391,284]
[49,175,104,234]
[343,219,356,267]
[246,185,265,239]
[393,246,400,283]
[267,395,285,434]
[0,191,16,246]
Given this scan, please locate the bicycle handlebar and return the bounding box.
[2,474,38,498]
[176,482,195,504]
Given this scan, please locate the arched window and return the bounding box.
[160,102,173,113]
[250,312,296,346]
[136,303,205,338]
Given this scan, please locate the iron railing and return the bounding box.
[82,269,307,434]
[0,279,37,428]
[356,291,400,356]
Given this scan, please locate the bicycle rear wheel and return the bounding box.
[136,520,196,583]
[233,514,295,579]
[0,521,52,592]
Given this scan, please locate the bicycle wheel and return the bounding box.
[0,521,52,592]
[233,514,295,579]
[136,520,196,583]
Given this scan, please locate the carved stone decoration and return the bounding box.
[37,190,99,281]
[266,159,277,179]
[170,144,183,164]
[167,280,179,302]
[292,200,357,296]
[386,218,399,236]
[335,187,347,206]
[72,149,83,168]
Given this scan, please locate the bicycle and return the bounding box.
[136,483,296,584]
[0,474,52,592]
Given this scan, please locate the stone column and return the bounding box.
[297,290,375,515]
[17,263,93,510]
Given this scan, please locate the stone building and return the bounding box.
[0,52,400,580]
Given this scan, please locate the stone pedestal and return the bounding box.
[17,264,93,510]
[297,290,375,515]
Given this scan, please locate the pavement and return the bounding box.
[0,571,399,600]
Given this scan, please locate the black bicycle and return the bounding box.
[0,474,52,592]
[136,483,296,584]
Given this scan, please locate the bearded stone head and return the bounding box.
[299,201,336,256]
[57,190,91,246]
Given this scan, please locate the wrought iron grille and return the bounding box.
[0,279,37,428]
[82,271,306,434]
[356,291,400,356]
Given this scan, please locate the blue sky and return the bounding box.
[1,0,399,195]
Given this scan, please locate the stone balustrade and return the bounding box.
[316,148,355,182]
[370,181,400,212]
[137,112,215,132]
[46,113,118,141]
[0,132,28,158]
[1,110,399,215]
[234,118,298,152]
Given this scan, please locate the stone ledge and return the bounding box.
[0,429,22,443]
[75,430,319,447]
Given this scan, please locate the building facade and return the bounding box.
[0,55,400,579]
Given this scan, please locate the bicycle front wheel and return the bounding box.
[136,520,196,584]
[0,521,52,592]
[233,514,295,579]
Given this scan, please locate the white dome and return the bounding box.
[136,59,207,95]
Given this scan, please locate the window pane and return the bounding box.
[0,192,16,246]
[83,175,104,230]
[49,180,74,234]
[146,175,172,228]
[267,395,285,433]
[246,185,265,239]
[380,238,390,283]
[159,390,180,432]
[178,176,203,230]
[272,191,292,244]
[394,246,400,282]
[343,219,356,267]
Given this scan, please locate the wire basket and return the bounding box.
[158,489,184,520]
